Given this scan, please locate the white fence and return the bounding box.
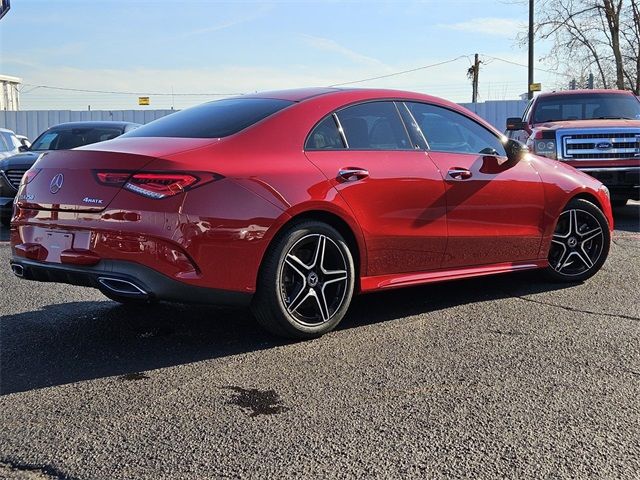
[459,100,529,132]
[0,100,529,141]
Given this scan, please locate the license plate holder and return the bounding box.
[43,230,74,263]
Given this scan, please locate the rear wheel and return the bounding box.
[545,198,610,282]
[252,220,355,339]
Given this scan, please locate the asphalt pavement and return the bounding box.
[0,203,638,479]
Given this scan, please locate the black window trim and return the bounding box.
[304,99,418,152]
[403,101,508,157]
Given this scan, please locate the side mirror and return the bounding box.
[18,145,29,152]
[504,139,528,162]
[506,117,527,131]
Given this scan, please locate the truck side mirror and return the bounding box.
[506,117,527,131]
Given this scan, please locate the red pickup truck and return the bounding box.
[506,89,640,207]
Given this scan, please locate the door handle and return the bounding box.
[338,167,369,182]
[447,167,472,180]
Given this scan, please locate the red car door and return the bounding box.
[305,101,447,276]
[404,102,545,268]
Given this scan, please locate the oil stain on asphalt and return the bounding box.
[225,386,289,417]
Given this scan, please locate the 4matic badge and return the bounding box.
[83,197,104,204]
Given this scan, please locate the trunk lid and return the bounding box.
[17,149,158,212]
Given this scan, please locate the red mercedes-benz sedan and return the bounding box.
[9,88,613,338]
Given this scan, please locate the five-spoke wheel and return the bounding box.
[252,220,355,338]
[547,198,610,282]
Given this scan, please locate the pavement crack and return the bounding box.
[512,294,640,322]
[0,458,78,480]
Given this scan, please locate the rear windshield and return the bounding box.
[123,98,294,139]
[31,127,123,151]
[532,93,640,124]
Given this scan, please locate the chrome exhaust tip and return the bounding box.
[11,264,24,278]
[97,277,148,296]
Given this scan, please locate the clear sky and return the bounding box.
[0,0,563,110]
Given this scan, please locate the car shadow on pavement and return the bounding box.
[612,202,639,233]
[0,225,9,242]
[1,270,574,396]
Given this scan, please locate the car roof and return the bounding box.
[536,89,634,98]
[238,87,346,102]
[47,121,141,130]
[245,87,463,110]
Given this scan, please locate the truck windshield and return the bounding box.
[30,127,123,151]
[532,93,640,124]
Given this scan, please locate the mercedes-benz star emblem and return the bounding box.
[49,173,64,194]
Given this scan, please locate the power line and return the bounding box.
[21,83,243,96]
[480,54,573,78]
[328,56,472,87]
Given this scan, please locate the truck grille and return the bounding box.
[562,132,640,160]
[4,169,27,189]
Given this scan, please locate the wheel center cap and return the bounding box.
[567,237,578,248]
[307,272,319,287]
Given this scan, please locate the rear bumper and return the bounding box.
[9,256,252,306]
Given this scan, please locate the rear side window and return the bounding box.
[124,98,294,139]
[305,115,345,149]
[335,101,412,150]
[405,102,506,156]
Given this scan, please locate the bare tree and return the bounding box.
[524,0,640,93]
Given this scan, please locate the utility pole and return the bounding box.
[528,0,534,99]
[468,53,481,103]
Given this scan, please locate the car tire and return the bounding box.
[545,198,610,283]
[252,220,355,339]
[611,198,628,208]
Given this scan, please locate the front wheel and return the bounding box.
[545,198,610,282]
[252,221,355,339]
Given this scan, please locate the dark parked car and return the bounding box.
[0,121,140,225]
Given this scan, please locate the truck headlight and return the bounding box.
[532,139,557,160]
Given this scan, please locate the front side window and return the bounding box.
[0,135,8,152]
[405,102,507,156]
[305,115,345,150]
[124,98,293,139]
[335,101,412,150]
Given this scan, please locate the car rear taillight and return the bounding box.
[124,173,198,199]
[21,168,41,186]
[94,171,222,199]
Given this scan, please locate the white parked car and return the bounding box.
[0,128,27,160]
